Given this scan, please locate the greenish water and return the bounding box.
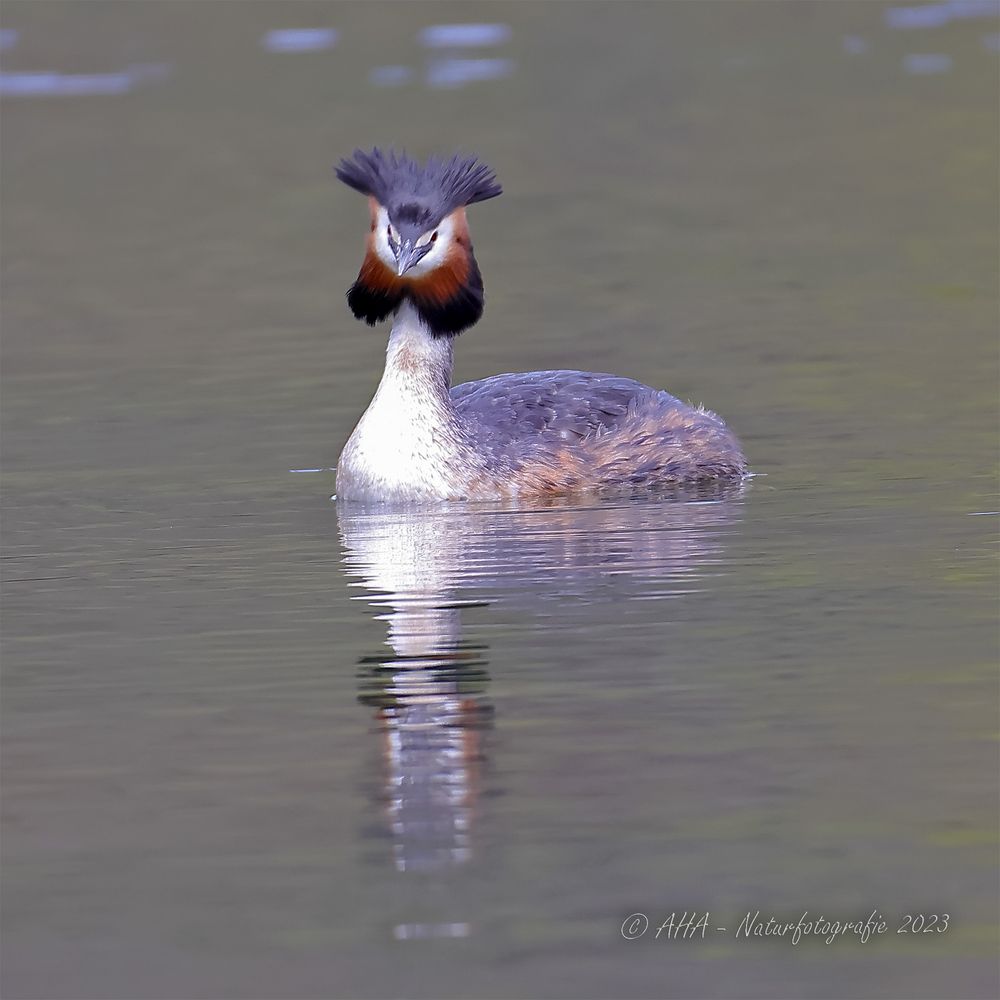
[1,3,997,999]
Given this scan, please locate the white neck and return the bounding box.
[384,300,455,390]
[336,301,467,501]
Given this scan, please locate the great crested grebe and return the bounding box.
[334,148,747,502]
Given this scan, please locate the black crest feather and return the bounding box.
[336,148,501,227]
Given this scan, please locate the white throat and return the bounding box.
[336,301,465,501]
[383,299,454,379]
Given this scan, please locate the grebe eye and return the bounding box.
[431,231,438,243]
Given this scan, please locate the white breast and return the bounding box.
[336,302,469,502]
[337,379,460,501]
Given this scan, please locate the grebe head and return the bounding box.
[336,148,501,337]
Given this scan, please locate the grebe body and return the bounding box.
[334,149,746,502]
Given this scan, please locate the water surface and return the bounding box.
[2,2,997,998]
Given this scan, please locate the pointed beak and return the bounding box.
[395,239,420,276]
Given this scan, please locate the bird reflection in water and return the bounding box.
[341,505,497,885]
[337,489,744,936]
[356,633,492,877]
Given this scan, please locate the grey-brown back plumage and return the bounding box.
[452,371,650,442]
[451,370,746,489]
